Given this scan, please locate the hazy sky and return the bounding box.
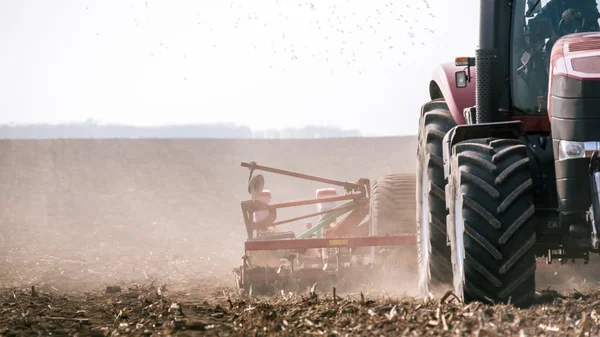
[0,0,478,136]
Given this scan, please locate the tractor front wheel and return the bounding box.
[448,137,536,307]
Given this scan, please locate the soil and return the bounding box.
[3,280,600,336]
[1,137,600,336]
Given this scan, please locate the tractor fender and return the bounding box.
[441,121,526,180]
[441,121,526,243]
[428,62,477,125]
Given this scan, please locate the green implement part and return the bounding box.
[297,201,355,239]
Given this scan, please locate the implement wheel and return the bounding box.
[369,173,417,279]
[370,173,416,236]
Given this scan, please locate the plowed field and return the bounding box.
[1,137,599,336]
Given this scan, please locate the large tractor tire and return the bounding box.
[447,137,536,308]
[369,173,417,280]
[416,99,456,297]
[370,173,416,236]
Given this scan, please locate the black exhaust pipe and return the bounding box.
[476,0,500,124]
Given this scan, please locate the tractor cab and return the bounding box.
[512,0,600,114]
[456,0,600,118]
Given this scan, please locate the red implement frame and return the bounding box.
[235,161,417,293]
[245,235,416,251]
[239,161,416,250]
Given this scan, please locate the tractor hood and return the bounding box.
[549,32,600,143]
[551,32,600,83]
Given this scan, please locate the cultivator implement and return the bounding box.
[234,161,417,295]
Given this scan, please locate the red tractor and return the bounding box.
[417,0,600,307]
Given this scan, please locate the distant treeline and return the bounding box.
[0,121,362,139]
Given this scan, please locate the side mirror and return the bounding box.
[455,71,468,88]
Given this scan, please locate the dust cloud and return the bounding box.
[3,136,598,299]
[0,137,418,295]
[6,138,600,336]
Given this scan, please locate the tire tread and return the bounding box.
[450,137,536,307]
[417,101,457,295]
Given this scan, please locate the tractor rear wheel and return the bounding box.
[448,137,536,307]
[416,99,456,297]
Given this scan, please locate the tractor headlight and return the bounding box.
[558,140,585,160]
[455,71,467,88]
